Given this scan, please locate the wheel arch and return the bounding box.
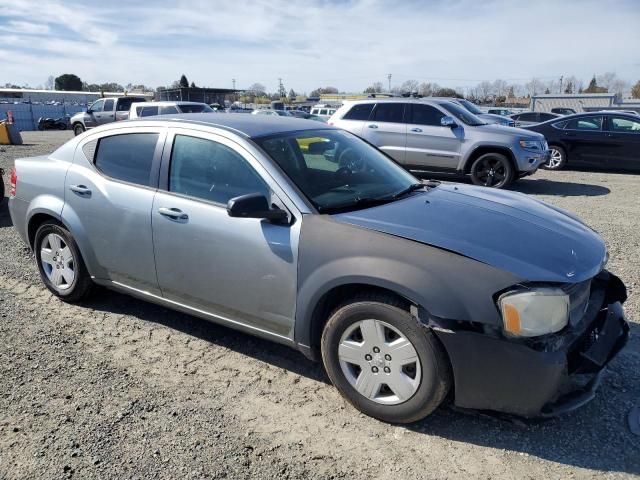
[462,145,517,174]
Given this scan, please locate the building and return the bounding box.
[0,87,153,105]
[531,93,618,113]
[156,87,241,105]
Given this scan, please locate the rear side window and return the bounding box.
[140,106,159,117]
[371,103,404,123]
[410,104,444,126]
[160,105,179,115]
[94,133,158,186]
[342,103,374,121]
[103,99,114,111]
[566,116,603,130]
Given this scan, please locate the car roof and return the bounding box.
[125,113,334,138]
[131,101,207,106]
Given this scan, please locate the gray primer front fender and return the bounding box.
[294,215,521,354]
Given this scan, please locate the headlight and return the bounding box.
[519,139,542,151]
[499,288,569,337]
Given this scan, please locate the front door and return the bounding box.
[152,131,300,339]
[360,102,407,164]
[604,115,640,171]
[561,115,608,166]
[64,128,164,294]
[404,103,461,170]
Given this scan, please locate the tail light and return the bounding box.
[9,167,17,197]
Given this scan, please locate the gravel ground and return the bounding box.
[0,131,638,480]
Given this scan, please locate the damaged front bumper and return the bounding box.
[434,271,629,418]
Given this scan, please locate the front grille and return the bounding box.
[563,279,592,326]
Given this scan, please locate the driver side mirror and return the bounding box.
[86,108,92,114]
[227,193,289,222]
[441,116,457,128]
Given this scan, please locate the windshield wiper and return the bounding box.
[388,182,426,200]
[317,196,394,214]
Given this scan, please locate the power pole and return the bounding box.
[232,78,236,102]
[559,75,563,94]
[278,78,286,100]
[387,74,392,93]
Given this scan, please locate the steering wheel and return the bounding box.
[337,147,364,172]
[334,166,352,179]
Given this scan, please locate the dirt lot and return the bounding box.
[0,131,638,479]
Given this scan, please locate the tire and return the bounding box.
[321,295,451,423]
[34,222,93,302]
[73,123,85,136]
[469,152,515,188]
[58,123,67,130]
[543,145,567,170]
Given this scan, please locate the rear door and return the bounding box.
[561,115,608,166]
[405,103,460,170]
[360,102,407,163]
[94,99,115,125]
[604,115,640,170]
[64,127,165,294]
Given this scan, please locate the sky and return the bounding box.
[1,0,639,94]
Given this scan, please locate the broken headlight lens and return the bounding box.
[499,288,570,337]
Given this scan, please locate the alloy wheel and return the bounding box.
[40,233,75,290]
[476,157,507,187]
[338,319,421,405]
[548,148,563,169]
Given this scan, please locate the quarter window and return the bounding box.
[410,104,445,126]
[371,103,404,123]
[169,135,269,205]
[566,116,603,131]
[343,103,374,121]
[610,116,640,133]
[94,133,158,186]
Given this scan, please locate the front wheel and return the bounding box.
[543,145,567,170]
[321,296,451,423]
[470,153,515,188]
[73,123,85,136]
[34,222,93,302]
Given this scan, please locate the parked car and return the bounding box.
[227,105,254,113]
[551,108,577,115]
[433,98,515,126]
[509,111,561,127]
[487,108,513,116]
[252,109,292,117]
[8,115,628,423]
[288,110,327,122]
[310,105,338,120]
[523,112,640,171]
[129,101,213,119]
[70,96,148,136]
[329,98,549,188]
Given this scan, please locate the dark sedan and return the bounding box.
[524,112,640,171]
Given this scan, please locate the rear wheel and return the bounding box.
[321,295,451,423]
[73,123,85,136]
[34,222,93,302]
[543,145,567,170]
[470,153,515,188]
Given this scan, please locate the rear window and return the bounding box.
[117,97,146,111]
[139,106,159,117]
[178,104,214,113]
[371,103,404,123]
[343,103,374,121]
[94,133,158,186]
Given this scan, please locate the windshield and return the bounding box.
[440,102,487,126]
[254,129,422,213]
[457,99,483,115]
[178,104,214,113]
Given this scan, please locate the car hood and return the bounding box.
[476,122,545,139]
[333,184,606,283]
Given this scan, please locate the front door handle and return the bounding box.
[410,128,423,133]
[158,207,188,220]
[368,124,378,129]
[69,184,91,195]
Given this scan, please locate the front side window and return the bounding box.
[610,116,640,133]
[169,135,269,205]
[94,133,158,186]
[410,104,445,126]
[440,102,486,126]
[255,129,419,213]
[371,103,404,123]
[343,103,374,121]
[566,116,603,130]
[89,99,104,113]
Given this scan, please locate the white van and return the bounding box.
[310,104,338,119]
[129,101,214,119]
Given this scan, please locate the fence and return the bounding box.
[0,102,86,131]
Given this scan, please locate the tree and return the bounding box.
[55,74,83,91]
[179,74,189,88]
[418,82,434,97]
[632,80,640,99]
[544,88,550,94]
[435,87,460,98]
[525,77,544,97]
[248,83,266,96]
[309,86,338,97]
[400,79,419,94]
[190,81,196,88]
[288,88,296,100]
[44,75,54,90]
[564,81,573,94]
[476,81,493,102]
[363,82,383,94]
[584,75,607,93]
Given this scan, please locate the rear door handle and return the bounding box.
[69,184,91,195]
[158,207,188,220]
[410,128,423,133]
[368,124,378,129]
